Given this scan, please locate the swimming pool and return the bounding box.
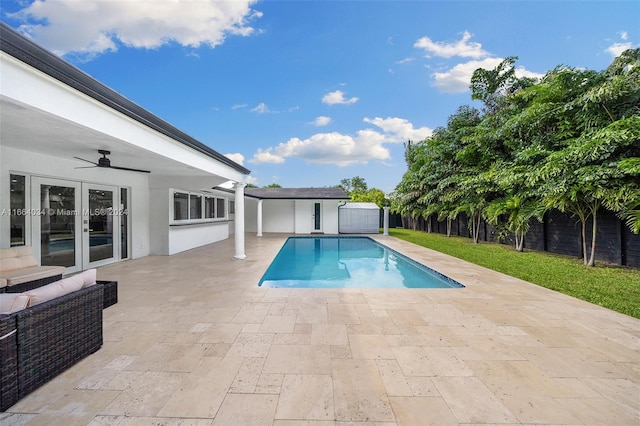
[258,236,464,289]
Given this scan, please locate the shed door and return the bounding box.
[313,202,321,231]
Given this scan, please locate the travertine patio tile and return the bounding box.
[386,309,428,326]
[125,342,209,372]
[392,346,473,376]
[197,323,244,343]
[89,416,213,425]
[297,305,329,324]
[232,302,273,323]
[332,359,395,422]
[311,324,349,345]
[229,357,265,393]
[328,304,361,324]
[255,373,284,394]
[7,234,640,425]
[226,332,274,358]
[264,345,332,375]
[375,360,412,396]
[432,376,518,424]
[561,397,640,425]
[213,394,278,426]
[276,375,334,420]
[100,371,187,417]
[466,360,582,424]
[156,356,242,418]
[260,315,297,333]
[389,396,458,425]
[349,334,395,360]
[515,346,631,378]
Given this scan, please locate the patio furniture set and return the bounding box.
[0,246,118,411]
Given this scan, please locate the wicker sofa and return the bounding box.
[0,273,104,411]
[0,246,65,293]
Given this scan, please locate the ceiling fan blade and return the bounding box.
[109,165,151,174]
[74,156,98,166]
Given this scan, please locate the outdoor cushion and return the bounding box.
[0,247,37,271]
[0,265,66,286]
[24,269,97,307]
[0,293,30,314]
[0,278,6,289]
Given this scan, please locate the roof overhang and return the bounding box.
[0,23,250,186]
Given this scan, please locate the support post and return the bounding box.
[383,206,389,236]
[256,199,263,237]
[233,182,246,260]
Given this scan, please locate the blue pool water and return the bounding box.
[258,236,464,289]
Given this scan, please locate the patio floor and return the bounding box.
[2,234,639,425]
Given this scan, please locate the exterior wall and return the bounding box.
[322,201,340,234]
[149,187,235,255]
[264,200,295,233]
[0,145,151,259]
[294,200,313,233]
[168,222,229,255]
[243,199,341,235]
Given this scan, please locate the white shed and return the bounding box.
[339,202,380,234]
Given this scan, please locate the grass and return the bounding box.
[389,228,640,319]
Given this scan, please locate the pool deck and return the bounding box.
[2,233,639,425]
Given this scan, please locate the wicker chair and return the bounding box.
[0,284,103,411]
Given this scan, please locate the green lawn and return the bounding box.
[389,228,640,319]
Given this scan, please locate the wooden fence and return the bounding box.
[383,209,640,268]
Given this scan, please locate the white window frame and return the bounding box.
[171,189,230,224]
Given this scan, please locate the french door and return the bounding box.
[313,202,322,232]
[31,177,121,273]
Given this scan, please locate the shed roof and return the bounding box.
[244,187,348,200]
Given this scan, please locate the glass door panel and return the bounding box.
[31,177,82,273]
[314,202,321,231]
[83,184,119,268]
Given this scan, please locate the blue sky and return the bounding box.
[2,1,638,193]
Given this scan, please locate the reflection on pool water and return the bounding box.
[48,236,113,252]
[259,236,464,289]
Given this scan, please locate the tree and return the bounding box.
[338,176,368,194]
[263,183,282,188]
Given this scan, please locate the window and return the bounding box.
[10,174,26,246]
[190,194,202,219]
[229,200,235,215]
[205,197,215,219]
[172,190,230,223]
[174,192,189,220]
[216,198,226,218]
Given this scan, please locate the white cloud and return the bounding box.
[620,31,629,41]
[432,58,543,93]
[362,117,432,143]
[321,90,359,105]
[251,102,277,114]
[396,57,415,64]
[224,153,245,166]
[11,0,261,57]
[607,42,633,57]
[250,116,432,166]
[313,116,332,127]
[231,103,248,110]
[251,148,285,164]
[414,31,488,59]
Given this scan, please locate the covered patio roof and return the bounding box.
[245,187,349,200]
[0,22,249,186]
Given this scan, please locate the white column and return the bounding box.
[256,199,263,237]
[383,206,390,236]
[233,182,247,260]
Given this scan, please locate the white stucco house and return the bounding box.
[244,187,349,235]
[0,23,251,273]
